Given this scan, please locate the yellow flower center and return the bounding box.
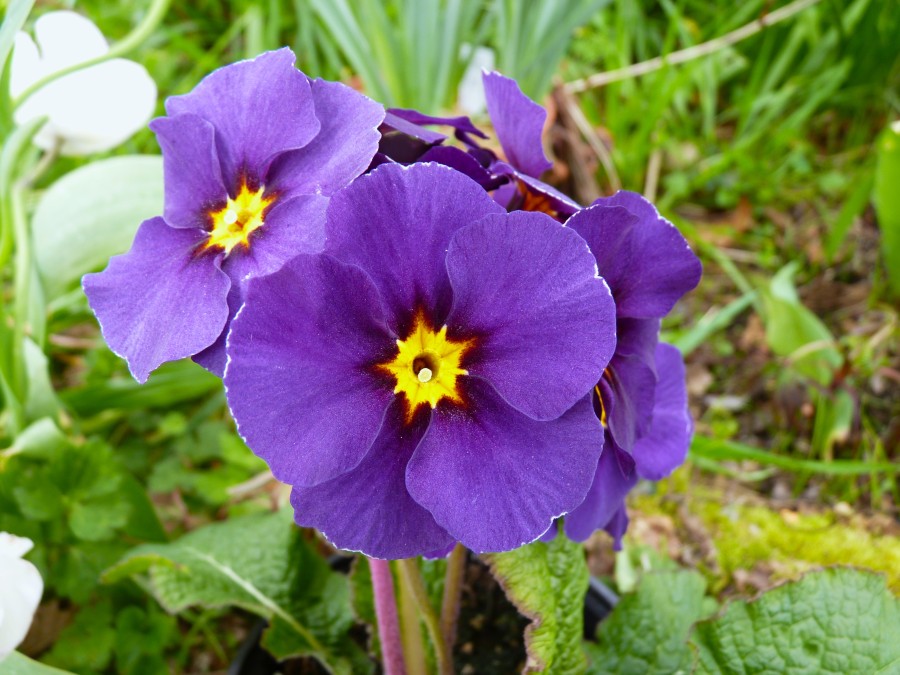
[378,312,474,421]
[205,180,276,255]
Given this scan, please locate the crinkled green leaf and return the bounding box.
[104,510,368,674]
[586,570,714,674]
[692,568,900,674]
[485,530,589,674]
[32,155,163,298]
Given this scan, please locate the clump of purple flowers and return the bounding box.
[84,50,701,559]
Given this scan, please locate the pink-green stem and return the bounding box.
[368,557,407,675]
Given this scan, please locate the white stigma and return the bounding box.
[417,367,433,383]
[223,209,238,226]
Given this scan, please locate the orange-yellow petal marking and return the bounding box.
[378,313,473,420]
[205,181,276,254]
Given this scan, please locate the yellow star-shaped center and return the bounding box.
[378,312,474,421]
[205,180,276,255]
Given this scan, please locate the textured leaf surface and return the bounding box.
[485,531,589,674]
[32,155,163,298]
[692,568,900,674]
[586,570,713,674]
[105,510,368,674]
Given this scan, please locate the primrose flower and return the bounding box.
[83,48,384,381]
[0,533,43,660]
[375,71,579,220]
[224,163,617,558]
[11,11,157,156]
[561,192,702,546]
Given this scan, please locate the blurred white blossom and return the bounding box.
[0,533,43,660]
[458,45,495,115]
[11,11,157,156]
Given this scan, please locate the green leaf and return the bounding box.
[2,417,68,459]
[23,337,61,422]
[0,2,34,73]
[586,570,714,674]
[61,360,221,416]
[690,435,900,476]
[810,389,854,459]
[484,530,589,674]
[43,600,117,672]
[692,568,900,674]
[69,492,132,542]
[874,122,900,297]
[104,510,367,674]
[31,155,163,298]
[760,263,841,385]
[0,653,74,675]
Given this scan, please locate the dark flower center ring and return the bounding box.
[378,312,473,421]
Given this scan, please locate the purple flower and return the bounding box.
[83,48,384,381]
[223,162,617,558]
[561,192,702,546]
[374,71,579,220]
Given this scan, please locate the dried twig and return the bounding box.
[565,0,822,93]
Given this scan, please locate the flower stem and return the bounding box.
[396,562,428,675]
[13,0,173,111]
[368,558,407,675]
[439,543,466,653]
[396,558,452,675]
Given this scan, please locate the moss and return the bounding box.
[630,467,900,594]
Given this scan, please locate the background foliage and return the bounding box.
[0,0,897,671]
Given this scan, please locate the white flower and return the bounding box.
[0,533,43,661]
[10,10,157,156]
[457,45,495,116]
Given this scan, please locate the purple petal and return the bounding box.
[268,78,384,197]
[290,399,454,559]
[446,211,616,420]
[192,284,241,376]
[633,343,692,480]
[406,380,603,553]
[387,108,488,145]
[325,163,504,331]
[483,71,552,177]
[381,111,447,145]
[191,195,329,377]
[150,113,226,229]
[165,48,319,188]
[604,507,630,550]
[224,254,395,486]
[222,194,328,282]
[417,146,501,190]
[603,351,657,454]
[564,434,636,542]
[616,317,661,362]
[567,195,702,319]
[83,217,230,383]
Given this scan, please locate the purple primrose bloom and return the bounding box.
[224,162,618,558]
[560,192,702,546]
[375,71,579,220]
[83,48,384,381]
